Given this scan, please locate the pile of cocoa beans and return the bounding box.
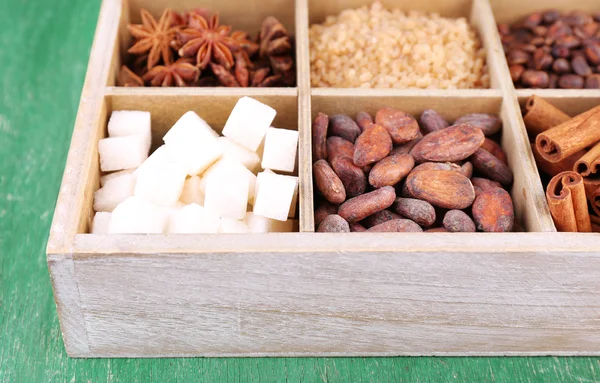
[499,10,600,89]
[312,108,516,233]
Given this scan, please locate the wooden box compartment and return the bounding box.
[47,0,600,358]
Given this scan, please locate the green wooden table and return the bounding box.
[1,0,599,381]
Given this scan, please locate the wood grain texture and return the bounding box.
[70,237,600,357]
[4,0,600,380]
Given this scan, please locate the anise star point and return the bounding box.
[127,8,180,70]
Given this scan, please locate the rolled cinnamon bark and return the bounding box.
[591,213,600,226]
[522,95,570,136]
[531,143,583,177]
[593,223,600,233]
[546,171,592,232]
[574,141,600,176]
[589,185,600,217]
[536,105,600,163]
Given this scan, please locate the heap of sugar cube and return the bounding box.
[91,96,299,234]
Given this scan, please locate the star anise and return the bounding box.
[142,58,200,87]
[118,66,144,87]
[212,53,281,87]
[259,16,292,57]
[178,13,240,69]
[127,9,180,70]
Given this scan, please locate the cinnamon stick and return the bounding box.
[574,141,600,176]
[546,171,592,232]
[531,143,583,177]
[583,177,600,197]
[589,185,600,217]
[522,95,570,136]
[536,105,600,163]
[591,213,600,226]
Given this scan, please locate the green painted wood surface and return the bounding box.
[1,0,599,381]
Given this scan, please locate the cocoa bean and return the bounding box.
[533,49,553,70]
[420,109,449,133]
[507,50,530,65]
[405,170,476,209]
[338,186,396,223]
[558,74,584,88]
[572,55,592,76]
[454,113,502,137]
[314,201,338,227]
[330,156,367,198]
[552,57,571,73]
[425,227,449,233]
[443,210,476,232]
[350,223,367,232]
[524,13,542,29]
[362,209,402,227]
[542,10,560,24]
[509,64,525,82]
[585,42,600,65]
[410,162,462,174]
[555,35,581,49]
[392,197,436,227]
[353,124,393,167]
[317,214,350,233]
[585,74,600,89]
[312,112,328,161]
[551,45,570,58]
[355,111,373,132]
[471,177,502,191]
[521,70,550,88]
[367,219,423,232]
[459,161,474,179]
[326,136,354,161]
[389,134,422,156]
[472,188,515,232]
[329,114,361,143]
[410,124,485,163]
[548,21,572,40]
[313,159,346,204]
[480,138,508,165]
[375,108,420,145]
[368,154,414,188]
[470,148,514,186]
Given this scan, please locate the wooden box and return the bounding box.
[47,0,600,357]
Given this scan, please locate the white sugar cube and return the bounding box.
[93,172,135,212]
[218,218,250,233]
[261,127,299,172]
[253,170,298,218]
[179,176,204,206]
[253,172,297,221]
[108,110,152,152]
[91,212,111,234]
[200,158,256,206]
[163,111,219,143]
[271,219,295,232]
[216,136,261,173]
[163,111,222,175]
[251,168,274,206]
[134,146,187,206]
[203,159,249,220]
[98,135,149,171]
[100,169,135,187]
[108,197,169,234]
[168,203,220,234]
[244,212,273,233]
[222,97,276,151]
